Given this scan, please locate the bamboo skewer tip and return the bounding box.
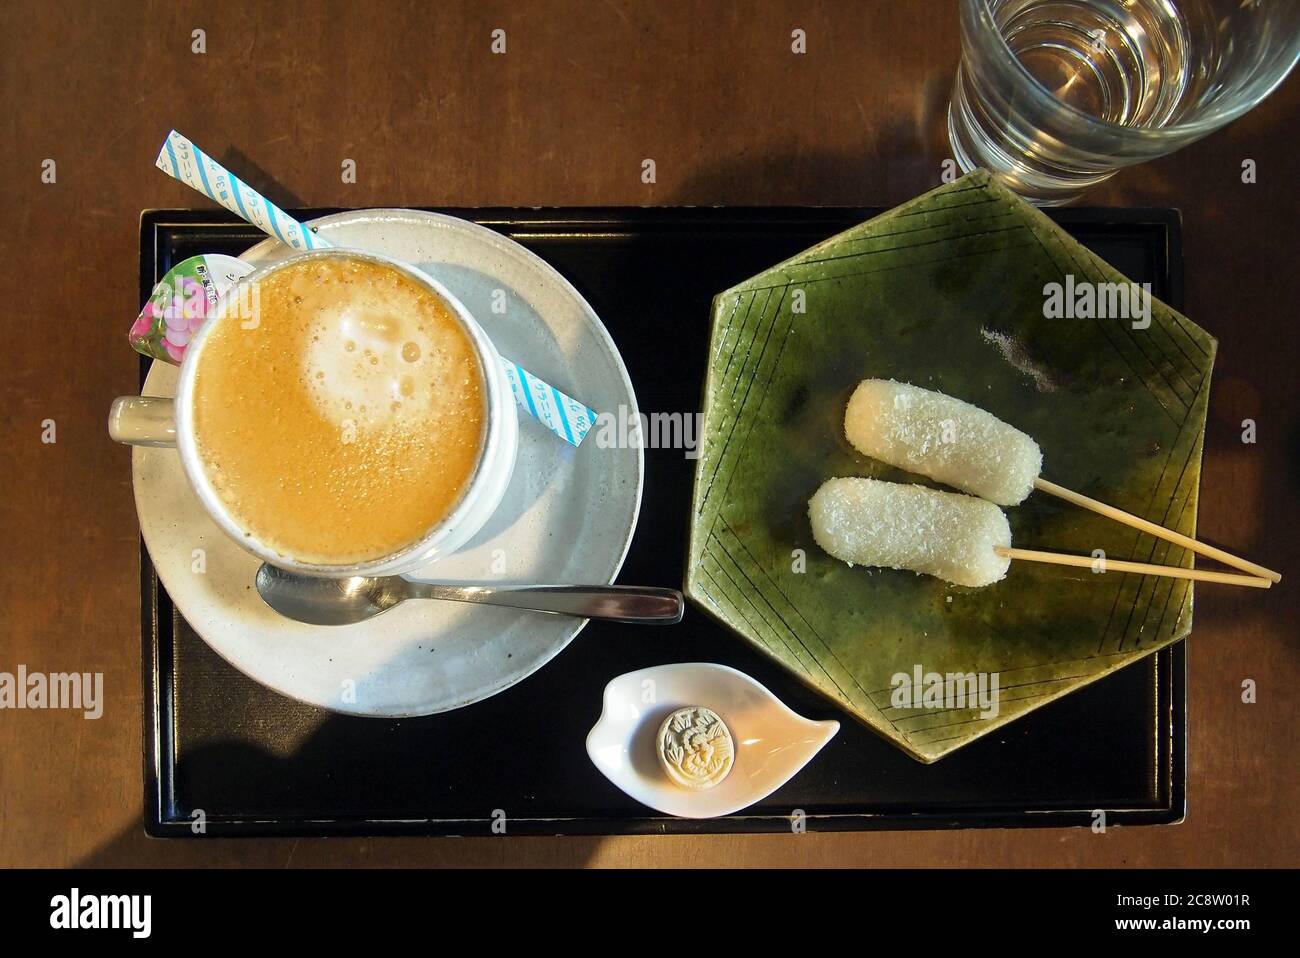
[993,545,1272,589]
[1031,477,1280,584]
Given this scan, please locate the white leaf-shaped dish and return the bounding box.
[585,662,840,819]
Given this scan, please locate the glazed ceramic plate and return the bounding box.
[686,171,1216,762]
[134,209,643,716]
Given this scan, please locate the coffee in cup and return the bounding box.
[111,248,519,577]
[190,254,488,566]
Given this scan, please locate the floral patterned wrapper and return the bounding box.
[128,254,254,364]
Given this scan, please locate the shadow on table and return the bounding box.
[73,810,610,867]
[662,70,952,205]
[72,712,617,867]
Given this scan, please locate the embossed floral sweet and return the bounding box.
[657,706,734,790]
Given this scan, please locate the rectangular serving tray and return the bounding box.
[140,206,1186,835]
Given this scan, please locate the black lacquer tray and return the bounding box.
[140,206,1185,835]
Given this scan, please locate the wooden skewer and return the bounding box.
[1033,477,1281,584]
[994,546,1272,589]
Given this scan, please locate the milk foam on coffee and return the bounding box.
[191,255,486,565]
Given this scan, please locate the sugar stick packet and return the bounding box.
[147,129,597,446]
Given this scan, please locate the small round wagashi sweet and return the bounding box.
[656,705,735,790]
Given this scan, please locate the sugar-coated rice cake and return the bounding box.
[844,379,1041,506]
[809,476,1011,587]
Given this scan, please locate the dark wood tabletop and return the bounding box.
[1,0,1296,868]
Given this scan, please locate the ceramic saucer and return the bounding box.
[133,210,643,716]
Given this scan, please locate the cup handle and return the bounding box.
[109,396,177,447]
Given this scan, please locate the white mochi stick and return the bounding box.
[808,477,1011,588]
[844,379,1042,506]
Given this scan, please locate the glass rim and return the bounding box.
[966,0,1300,142]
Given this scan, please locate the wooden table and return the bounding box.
[1,0,1296,868]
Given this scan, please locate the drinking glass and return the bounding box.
[948,0,1300,205]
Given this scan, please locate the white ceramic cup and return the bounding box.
[109,249,519,578]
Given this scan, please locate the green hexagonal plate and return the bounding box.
[686,171,1216,763]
